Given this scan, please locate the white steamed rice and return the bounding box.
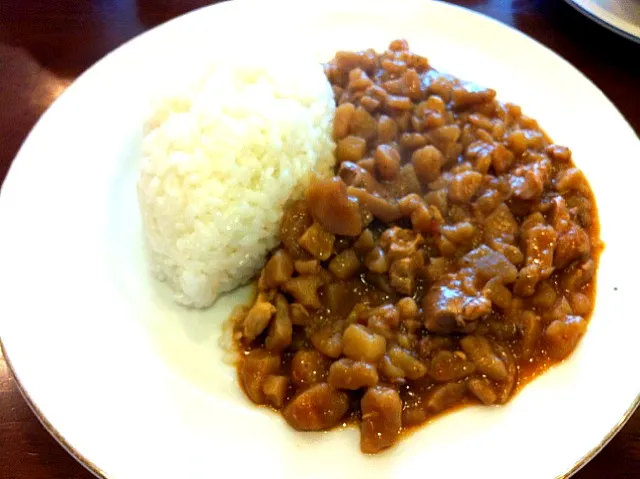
[137,52,336,308]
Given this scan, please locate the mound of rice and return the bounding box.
[137,52,336,308]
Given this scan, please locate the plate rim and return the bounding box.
[1,1,639,478]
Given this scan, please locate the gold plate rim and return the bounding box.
[2,337,638,479]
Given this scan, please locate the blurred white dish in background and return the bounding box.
[565,0,640,42]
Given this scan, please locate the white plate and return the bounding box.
[565,0,640,42]
[1,1,639,478]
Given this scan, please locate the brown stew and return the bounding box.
[230,40,602,454]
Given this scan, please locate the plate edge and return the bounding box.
[1,338,110,479]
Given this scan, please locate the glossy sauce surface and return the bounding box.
[233,40,603,453]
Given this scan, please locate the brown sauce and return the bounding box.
[229,40,602,454]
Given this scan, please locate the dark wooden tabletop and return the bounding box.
[1,1,639,478]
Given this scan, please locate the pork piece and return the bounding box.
[467,378,497,405]
[336,135,367,163]
[346,186,402,223]
[448,170,483,203]
[328,359,379,390]
[387,346,428,380]
[283,383,349,431]
[428,350,476,382]
[389,257,419,295]
[306,176,363,236]
[291,349,331,387]
[262,376,289,409]
[554,224,591,269]
[459,245,517,285]
[360,387,402,453]
[483,203,518,245]
[299,222,335,261]
[342,324,387,362]
[264,294,293,352]
[379,226,424,261]
[423,271,492,333]
[522,223,557,279]
[283,275,324,309]
[426,382,467,413]
[241,350,281,404]
[460,336,508,381]
[544,315,587,360]
[550,195,572,233]
[279,200,313,259]
[451,81,496,108]
[338,161,385,195]
[263,249,294,288]
[513,219,557,296]
[412,145,444,184]
[509,158,551,200]
[243,299,276,341]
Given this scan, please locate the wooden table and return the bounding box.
[1,1,638,478]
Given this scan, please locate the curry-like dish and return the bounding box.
[230,40,601,453]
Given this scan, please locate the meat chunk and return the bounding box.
[387,346,428,380]
[467,378,497,405]
[448,170,483,203]
[265,294,293,352]
[346,186,402,223]
[460,336,508,381]
[279,200,313,259]
[554,224,590,269]
[328,359,379,390]
[426,382,467,413]
[520,310,542,361]
[328,249,361,279]
[550,195,572,233]
[428,350,476,382]
[379,226,424,261]
[283,275,323,309]
[342,324,387,362]
[451,81,496,108]
[522,223,557,279]
[262,375,289,409]
[459,245,518,285]
[374,144,401,180]
[336,135,367,163]
[389,257,418,295]
[365,246,389,273]
[310,325,344,358]
[332,102,355,140]
[243,300,276,341]
[544,315,587,360]
[263,249,294,288]
[484,203,518,244]
[423,273,492,333]
[299,222,335,261]
[283,383,349,431]
[360,387,402,453]
[387,164,422,198]
[241,350,281,404]
[412,145,444,184]
[306,177,363,237]
[294,259,320,275]
[366,304,401,336]
[509,159,550,200]
[291,350,331,387]
[339,161,385,195]
[440,221,475,245]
